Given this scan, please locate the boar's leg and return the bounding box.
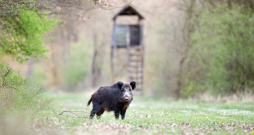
[89,103,102,119]
[96,108,104,119]
[114,111,120,119]
[114,107,120,119]
[121,109,127,120]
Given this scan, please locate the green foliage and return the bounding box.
[184,4,254,95]
[0,62,53,113]
[0,9,59,63]
[62,41,92,91]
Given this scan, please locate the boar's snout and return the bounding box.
[124,96,129,101]
[122,90,132,103]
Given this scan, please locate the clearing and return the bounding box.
[38,92,254,134]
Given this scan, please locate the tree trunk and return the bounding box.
[92,34,98,88]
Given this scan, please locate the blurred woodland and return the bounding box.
[1,0,254,99]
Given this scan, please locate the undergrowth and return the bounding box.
[0,62,56,134]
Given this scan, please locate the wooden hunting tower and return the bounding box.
[111,5,145,91]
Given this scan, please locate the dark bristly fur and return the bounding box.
[87,81,136,120]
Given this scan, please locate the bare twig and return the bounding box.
[59,110,86,115]
[59,110,89,118]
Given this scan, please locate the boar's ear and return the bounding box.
[117,81,124,89]
[130,81,136,90]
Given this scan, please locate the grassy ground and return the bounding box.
[38,92,254,135]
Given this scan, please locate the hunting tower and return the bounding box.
[111,5,145,91]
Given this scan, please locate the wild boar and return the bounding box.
[87,81,136,120]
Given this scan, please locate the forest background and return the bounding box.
[1,0,254,99]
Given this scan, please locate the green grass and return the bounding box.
[39,92,254,134]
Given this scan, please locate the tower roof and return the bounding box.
[113,5,144,20]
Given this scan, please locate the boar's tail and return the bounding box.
[87,97,92,106]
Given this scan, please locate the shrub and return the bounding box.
[0,63,53,113]
[183,4,254,95]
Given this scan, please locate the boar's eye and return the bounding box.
[121,89,124,91]
[129,89,131,91]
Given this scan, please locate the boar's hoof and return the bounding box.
[89,116,94,119]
